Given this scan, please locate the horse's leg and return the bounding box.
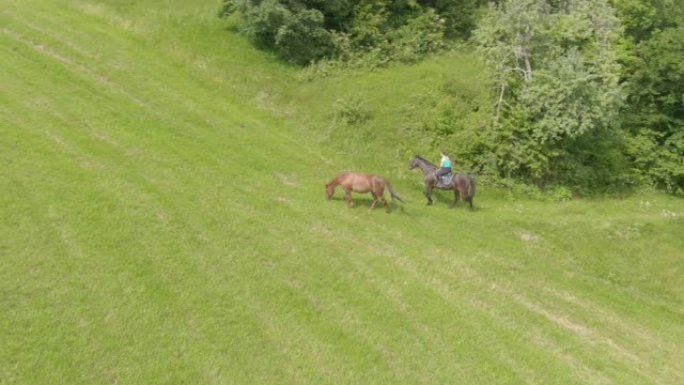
[344,187,354,207]
[450,187,460,208]
[425,184,434,205]
[377,188,389,213]
[466,190,473,209]
[370,192,378,210]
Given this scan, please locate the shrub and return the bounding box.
[240,0,290,49]
[219,0,472,68]
[333,97,372,126]
[275,9,336,64]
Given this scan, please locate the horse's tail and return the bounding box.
[466,176,476,208]
[386,180,404,203]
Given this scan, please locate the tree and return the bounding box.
[275,9,336,64]
[418,0,477,38]
[219,0,473,66]
[611,0,684,194]
[622,27,684,194]
[471,0,626,190]
[610,0,681,43]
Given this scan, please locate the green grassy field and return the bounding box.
[1,0,683,384]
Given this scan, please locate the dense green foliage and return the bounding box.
[622,28,684,194]
[613,0,684,194]
[219,0,475,65]
[469,0,626,193]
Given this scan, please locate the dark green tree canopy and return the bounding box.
[220,0,475,65]
[622,26,684,194]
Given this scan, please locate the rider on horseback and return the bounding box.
[436,150,452,185]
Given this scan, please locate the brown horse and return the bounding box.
[325,172,403,213]
[409,155,476,208]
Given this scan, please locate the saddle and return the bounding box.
[437,172,454,187]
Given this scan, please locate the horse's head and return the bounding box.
[325,182,335,200]
[409,155,420,170]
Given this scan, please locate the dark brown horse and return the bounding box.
[409,155,476,208]
[326,172,403,213]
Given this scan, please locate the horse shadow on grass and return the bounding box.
[425,191,482,212]
[326,196,405,213]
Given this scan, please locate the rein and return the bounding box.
[413,157,437,174]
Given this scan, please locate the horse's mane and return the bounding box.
[414,155,437,168]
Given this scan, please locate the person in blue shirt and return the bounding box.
[436,150,452,183]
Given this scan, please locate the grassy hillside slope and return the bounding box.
[1,0,683,384]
